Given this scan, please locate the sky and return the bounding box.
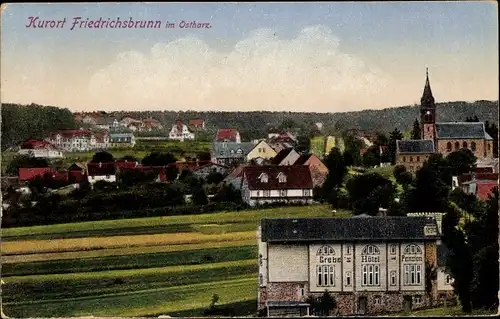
[1,2,498,113]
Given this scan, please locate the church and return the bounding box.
[395,69,495,172]
[257,216,441,316]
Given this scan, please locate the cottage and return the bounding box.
[18,167,55,183]
[241,165,313,207]
[215,129,241,143]
[141,118,163,131]
[18,139,63,159]
[188,119,205,130]
[95,116,120,131]
[220,164,248,190]
[168,120,195,141]
[247,140,278,162]
[257,216,441,316]
[87,163,116,184]
[270,148,301,166]
[395,140,435,173]
[211,142,254,166]
[460,174,498,201]
[192,162,229,179]
[109,131,135,147]
[68,163,87,183]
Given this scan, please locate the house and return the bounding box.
[46,129,97,152]
[95,116,120,130]
[270,148,301,166]
[211,142,254,166]
[475,158,499,173]
[257,216,441,316]
[452,171,497,191]
[247,140,277,162]
[396,69,495,167]
[18,167,55,182]
[87,162,117,184]
[120,117,143,131]
[215,129,241,143]
[268,140,295,154]
[220,164,248,190]
[241,165,313,207]
[93,131,110,150]
[395,140,435,173]
[81,113,100,125]
[188,119,205,130]
[192,162,230,179]
[18,139,63,159]
[294,154,329,187]
[68,163,87,183]
[460,173,498,201]
[168,120,195,141]
[271,132,297,144]
[109,131,135,147]
[141,118,163,131]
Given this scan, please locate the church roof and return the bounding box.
[435,122,488,139]
[421,68,435,106]
[261,216,440,242]
[396,139,435,154]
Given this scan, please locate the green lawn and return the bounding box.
[366,165,396,181]
[2,204,345,317]
[390,305,496,316]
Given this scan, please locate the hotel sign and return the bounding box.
[319,256,341,263]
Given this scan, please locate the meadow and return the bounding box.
[1,204,346,317]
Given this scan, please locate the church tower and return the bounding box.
[420,68,436,140]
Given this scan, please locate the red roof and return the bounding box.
[87,162,116,176]
[18,167,55,182]
[49,130,92,139]
[476,182,498,201]
[243,165,313,190]
[458,172,498,185]
[21,139,57,150]
[189,119,204,126]
[68,170,86,183]
[115,161,140,169]
[215,129,239,142]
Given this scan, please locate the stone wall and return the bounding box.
[436,138,488,159]
[395,153,432,173]
[266,282,309,302]
[425,241,438,305]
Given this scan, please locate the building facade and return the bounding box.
[211,142,254,166]
[241,165,313,207]
[395,140,435,173]
[18,139,64,159]
[168,120,195,141]
[258,216,441,316]
[247,140,278,162]
[47,130,97,152]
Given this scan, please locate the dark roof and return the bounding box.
[421,69,435,106]
[244,165,313,190]
[270,148,294,165]
[435,122,487,139]
[87,163,116,176]
[437,244,449,267]
[396,140,435,154]
[294,154,312,165]
[212,142,254,158]
[261,216,440,243]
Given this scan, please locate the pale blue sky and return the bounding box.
[1,2,498,112]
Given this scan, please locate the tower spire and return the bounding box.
[421,67,434,105]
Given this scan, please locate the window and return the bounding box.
[346,271,352,286]
[471,142,476,152]
[454,142,460,151]
[259,173,268,183]
[416,156,420,162]
[256,191,260,197]
[409,166,414,172]
[279,189,287,197]
[277,173,287,183]
[259,254,263,266]
[463,141,468,149]
[303,189,311,197]
[298,284,305,297]
[374,296,381,305]
[317,265,335,287]
[236,149,243,154]
[488,144,491,151]
[403,244,422,254]
[263,190,270,197]
[230,149,235,154]
[362,264,380,286]
[414,295,422,304]
[390,270,397,286]
[259,274,263,285]
[410,156,413,162]
[404,264,422,285]
[390,245,397,255]
[346,245,352,255]
[403,156,406,162]
[445,275,452,285]
[362,244,380,255]
[317,245,335,256]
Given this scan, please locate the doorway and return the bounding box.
[358,296,368,314]
[403,295,413,312]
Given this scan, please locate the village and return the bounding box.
[1,70,498,317]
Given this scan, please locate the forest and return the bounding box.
[1,100,498,150]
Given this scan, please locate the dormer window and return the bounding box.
[230,149,235,154]
[236,149,243,155]
[259,173,268,183]
[277,172,287,183]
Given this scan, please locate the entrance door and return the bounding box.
[403,295,413,312]
[358,297,368,314]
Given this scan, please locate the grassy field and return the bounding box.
[390,305,496,316]
[1,204,345,317]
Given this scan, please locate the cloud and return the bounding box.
[88,25,390,112]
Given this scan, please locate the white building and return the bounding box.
[169,120,195,141]
[258,216,442,317]
[87,162,117,184]
[47,130,95,152]
[18,139,63,159]
[241,165,313,207]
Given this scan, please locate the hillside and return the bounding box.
[1,100,497,147]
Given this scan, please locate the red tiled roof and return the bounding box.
[18,167,55,182]
[189,119,204,126]
[476,182,498,201]
[21,139,57,150]
[49,130,92,139]
[270,149,294,165]
[243,165,313,190]
[87,162,116,176]
[294,154,312,166]
[474,167,494,173]
[170,160,212,171]
[115,161,140,169]
[215,129,239,142]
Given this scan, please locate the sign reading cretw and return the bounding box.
[319,256,341,263]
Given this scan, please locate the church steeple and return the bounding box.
[421,67,435,107]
